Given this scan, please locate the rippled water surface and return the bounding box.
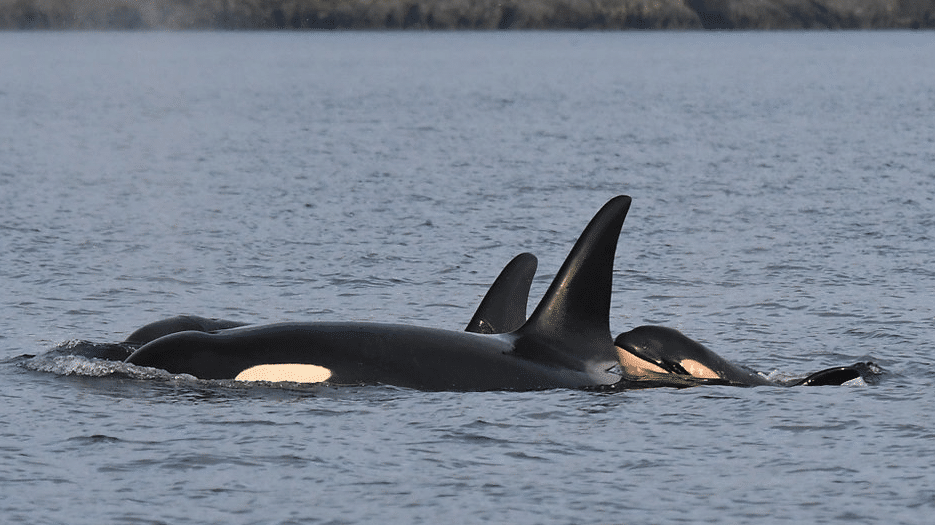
[2,31,934,524]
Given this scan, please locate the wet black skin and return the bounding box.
[614,325,873,387]
[124,315,248,347]
[120,194,878,390]
[127,196,633,391]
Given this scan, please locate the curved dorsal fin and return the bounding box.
[516,195,632,365]
[466,253,538,335]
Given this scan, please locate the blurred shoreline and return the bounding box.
[2,0,933,30]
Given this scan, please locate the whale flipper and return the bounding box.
[466,253,538,335]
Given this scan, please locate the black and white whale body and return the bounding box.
[118,195,876,390]
[464,254,875,388]
[614,325,873,387]
[125,196,632,390]
[67,253,536,365]
[128,254,536,349]
[613,326,774,386]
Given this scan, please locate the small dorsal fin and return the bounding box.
[516,195,632,366]
[466,253,538,334]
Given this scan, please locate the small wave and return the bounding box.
[23,343,341,394]
[328,276,412,288]
[48,340,136,361]
[23,353,181,381]
[23,341,195,382]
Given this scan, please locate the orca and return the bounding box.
[613,326,774,386]
[125,196,632,391]
[66,253,535,365]
[459,253,876,388]
[613,325,874,387]
[124,315,248,347]
[57,315,250,362]
[119,252,536,351]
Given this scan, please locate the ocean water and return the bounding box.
[1,31,934,524]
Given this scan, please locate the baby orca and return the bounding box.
[614,325,876,388]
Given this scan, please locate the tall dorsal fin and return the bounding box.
[516,195,632,365]
[466,253,538,334]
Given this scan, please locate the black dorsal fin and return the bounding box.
[466,253,538,335]
[516,195,632,366]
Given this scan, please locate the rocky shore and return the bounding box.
[2,0,933,29]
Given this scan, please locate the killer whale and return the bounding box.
[613,326,774,386]
[613,325,873,387]
[62,251,536,365]
[55,315,251,362]
[125,196,632,390]
[118,194,875,389]
[460,251,874,388]
[32,315,249,363]
[124,315,248,347]
[466,282,873,388]
[106,252,538,361]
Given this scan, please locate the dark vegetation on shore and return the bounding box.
[2,0,934,30]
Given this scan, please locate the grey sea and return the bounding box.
[2,31,934,524]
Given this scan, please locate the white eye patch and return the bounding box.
[235,364,332,383]
[614,347,669,375]
[678,359,719,379]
